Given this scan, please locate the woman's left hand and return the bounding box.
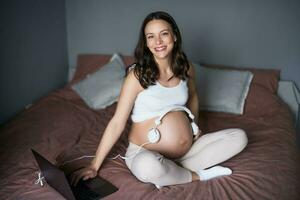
[193,130,202,141]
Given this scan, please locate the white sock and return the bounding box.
[155,184,162,189]
[197,166,232,181]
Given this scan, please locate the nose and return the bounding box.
[156,36,163,45]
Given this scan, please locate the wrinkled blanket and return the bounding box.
[0,84,299,200]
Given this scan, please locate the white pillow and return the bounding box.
[72,53,125,109]
[194,63,253,115]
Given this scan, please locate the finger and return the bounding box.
[83,170,97,181]
[86,170,96,179]
[89,171,97,179]
[83,175,91,181]
[74,170,93,185]
[82,173,91,181]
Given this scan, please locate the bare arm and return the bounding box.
[71,70,142,185]
[186,63,199,124]
[186,63,202,139]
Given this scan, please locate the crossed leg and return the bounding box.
[125,128,247,187]
[178,128,248,171]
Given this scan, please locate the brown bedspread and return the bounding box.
[0,79,300,200]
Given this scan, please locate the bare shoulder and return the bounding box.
[123,69,143,93]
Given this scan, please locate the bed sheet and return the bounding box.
[0,83,299,200]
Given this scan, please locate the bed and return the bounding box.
[0,54,299,200]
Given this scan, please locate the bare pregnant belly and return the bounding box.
[128,111,194,159]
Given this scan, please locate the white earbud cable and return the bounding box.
[110,141,151,160]
[61,155,95,166]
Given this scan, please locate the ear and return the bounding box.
[174,36,177,42]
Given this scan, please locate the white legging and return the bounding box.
[125,128,247,187]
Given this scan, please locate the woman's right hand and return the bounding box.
[70,165,98,186]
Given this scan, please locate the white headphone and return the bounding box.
[148,106,199,143]
[110,106,199,160]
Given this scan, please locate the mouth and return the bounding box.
[154,46,167,52]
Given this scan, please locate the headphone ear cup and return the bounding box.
[191,122,199,135]
[148,128,161,143]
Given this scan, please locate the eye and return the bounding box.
[147,35,154,39]
[162,32,169,36]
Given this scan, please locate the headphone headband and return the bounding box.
[155,106,195,126]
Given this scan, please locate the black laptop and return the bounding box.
[31,149,118,200]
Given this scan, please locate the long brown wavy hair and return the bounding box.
[128,11,190,89]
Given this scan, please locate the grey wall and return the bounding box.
[66,0,300,88]
[0,0,68,125]
[1,0,298,125]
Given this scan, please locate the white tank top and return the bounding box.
[131,78,189,122]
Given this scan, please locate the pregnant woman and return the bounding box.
[71,11,248,188]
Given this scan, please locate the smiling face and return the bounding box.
[144,19,177,62]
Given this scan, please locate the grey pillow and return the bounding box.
[194,64,254,114]
[72,54,125,109]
